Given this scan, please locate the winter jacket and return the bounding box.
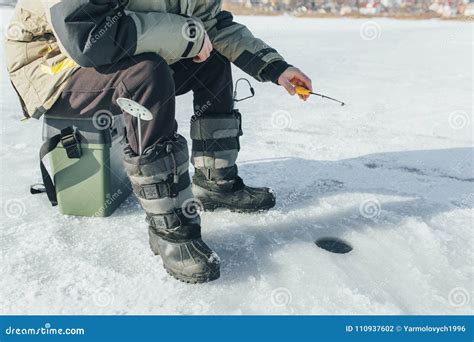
[5,0,290,119]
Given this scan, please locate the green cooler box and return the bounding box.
[40,114,131,217]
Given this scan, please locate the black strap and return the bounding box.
[199,165,238,182]
[60,127,82,159]
[148,210,202,242]
[192,137,240,152]
[132,171,191,200]
[146,209,186,230]
[38,134,61,206]
[33,127,82,207]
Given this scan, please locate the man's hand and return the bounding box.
[278,67,313,101]
[193,32,213,63]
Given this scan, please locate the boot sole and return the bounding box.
[200,200,275,213]
[164,266,220,284]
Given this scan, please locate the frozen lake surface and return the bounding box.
[1,9,472,314]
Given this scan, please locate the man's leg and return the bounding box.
[48,53,220,283]
[48,53,177,151]
[171,52,276,212]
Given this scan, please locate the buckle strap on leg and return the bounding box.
[147,209,202,242]
[146,209,186,230]
[132,171,190,200]
[192,137,240,152]
[191,110,243,153]
[199,165,238,181]
[190,110,243,140]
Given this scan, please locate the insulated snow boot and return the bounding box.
[123,134,220,283]
[192,166,276,212]
[190,111,276,212]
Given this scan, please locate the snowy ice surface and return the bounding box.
[1,8,473,315]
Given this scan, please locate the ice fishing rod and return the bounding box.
[232,78,345,106]
[295,86,345,106]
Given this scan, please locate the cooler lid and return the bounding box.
[42,114,125,146]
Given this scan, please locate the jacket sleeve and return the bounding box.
[44,0,205,67]
[204,10,291,83]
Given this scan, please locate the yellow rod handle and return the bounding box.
[294,86,312,96]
